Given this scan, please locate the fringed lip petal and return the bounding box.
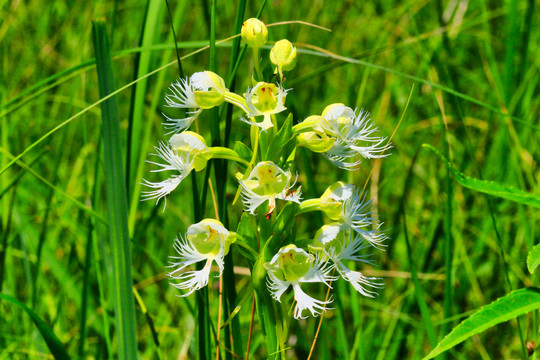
[266,246,335,319]
[291,284,333,319]
[141,142,194,208]
[165,78,198,109]
[168,220,230,297]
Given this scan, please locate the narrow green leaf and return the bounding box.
[0,293,71,360]
[527,243,540,274]
[92,20,138,360]
[234,141,253,163]
[424,288,540,359]
[423,144,540,208]
[265,113,294,164]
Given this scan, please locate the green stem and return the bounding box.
[253,48,264,82]
[297,199,321,214]
[210,147,249,166]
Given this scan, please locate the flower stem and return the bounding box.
[253,48,264,82]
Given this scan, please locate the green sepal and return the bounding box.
[193,151,213,172]
[193,90,225,109]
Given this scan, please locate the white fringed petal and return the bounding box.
[165,78,198,109]
[292,284,333,319]
[141,141,194,207]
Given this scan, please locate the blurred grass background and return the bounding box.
[0,0,539,359]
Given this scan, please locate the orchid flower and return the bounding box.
[168,219,236,297]
[163,71,228,133]
[142,131,210,206]
[238,161,301,217]
[241,82,288,131]
[296,104,391,170]
[266,245,337,319]
[320,182,388,249]
[311,225,382,297]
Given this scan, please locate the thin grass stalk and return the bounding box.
[219,1,247,358]
[32,122,67,310]
[126,0,164,203]
[78,136,103,358]
[432,3,528,355]
[92,20,138,360]
[402,149,438,348]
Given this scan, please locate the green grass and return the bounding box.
[0,1,539,359]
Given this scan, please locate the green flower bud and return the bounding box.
[270,39,297,73]
[241,18,268,49]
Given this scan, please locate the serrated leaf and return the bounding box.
[423,144,540,208]
[424,288,540,359]
[527,243,540,274]
[0,294,71,360]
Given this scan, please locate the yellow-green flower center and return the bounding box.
[252,83,279,113]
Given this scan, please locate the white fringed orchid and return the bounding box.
[312,225,382,297]
[168,219,236,297]
[266,245,337,319]
[163,71,228,133]
[242,82,288,131]
[238,161,302,217]
[320,182,388,249]
[142,131,210,206]
[295,104,391,170]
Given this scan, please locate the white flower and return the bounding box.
[168,219,236,297]
[163,71,228,133]
[297,104,391,170]
[238,161,301,217]
[320,182,388,249]
[321,104,391,169]
[266,245,337,319]
[313,225,382,297]
[142,132,210,207]
[241,82,288,131]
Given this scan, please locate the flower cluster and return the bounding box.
[144,18,391,321]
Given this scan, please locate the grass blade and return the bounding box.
[92,20,138,360]
[0,293,71,360]
[528,243,540,274]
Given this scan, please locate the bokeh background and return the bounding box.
[1,0,539,359]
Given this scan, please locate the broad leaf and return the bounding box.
[424,288,540,359]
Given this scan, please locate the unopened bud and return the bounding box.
[241,18,268,49]
[270,39,297,73]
